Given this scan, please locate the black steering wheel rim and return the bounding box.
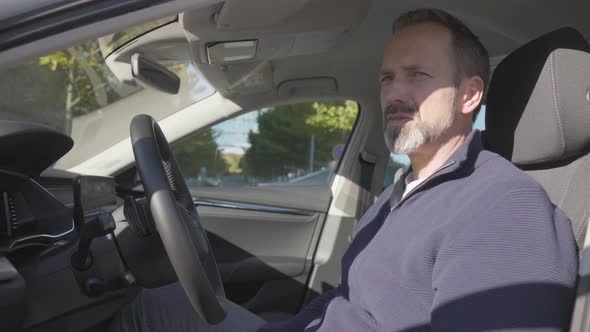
[130,114,226,324]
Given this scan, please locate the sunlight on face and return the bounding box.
[379,22,459,155]
[384,92,457,154]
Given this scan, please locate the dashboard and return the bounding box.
[0,121,140,331]
[0,170,75,253]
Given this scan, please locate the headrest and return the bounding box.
[485,27,590,166]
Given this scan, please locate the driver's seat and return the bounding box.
[483,27,590,331]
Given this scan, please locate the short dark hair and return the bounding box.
[392,8,490,119]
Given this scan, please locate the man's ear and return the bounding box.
[460,76,484,116]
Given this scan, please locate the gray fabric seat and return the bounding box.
[483,27,590,331]
[484,27,590,250]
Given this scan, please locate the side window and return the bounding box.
[173,100,359,188]
[381,105,486,190]
[382,154,410,189]
[473,105,486,131]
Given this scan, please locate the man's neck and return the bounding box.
[408,129,471,181]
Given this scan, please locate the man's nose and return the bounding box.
[381,80,409,106]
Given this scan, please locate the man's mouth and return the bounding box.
[386,113,413,124]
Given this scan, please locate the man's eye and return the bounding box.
[412,72,429,78]
[381,75,392,83]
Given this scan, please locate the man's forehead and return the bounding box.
[382,22,453,68]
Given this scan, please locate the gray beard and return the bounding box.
[383,98,456,155]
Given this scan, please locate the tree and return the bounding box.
[0,20,170,135]
[241,103,313,179]
[37,41,138,134]
[39,43,101,132]
[172,128,228,178]
[241,101,358,181]
[306,100,358,132]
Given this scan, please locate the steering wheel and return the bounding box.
[129,114,226,324]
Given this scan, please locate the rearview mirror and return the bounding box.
[131,53,180,94]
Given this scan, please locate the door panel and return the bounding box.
[198,204,321,281]
[193,185,329,283]
[195,188,326,311]
[173,101,359,314]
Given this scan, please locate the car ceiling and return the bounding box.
[2,0,590,119]
[177,0,590,110]
[0,0,65,21]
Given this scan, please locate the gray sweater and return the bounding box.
[260,131,578,331]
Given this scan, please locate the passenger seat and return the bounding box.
[483,27,590,331]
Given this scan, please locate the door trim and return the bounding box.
[194,197,315,216]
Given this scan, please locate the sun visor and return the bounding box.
[278,77,338,97]
[215,0,313,30]
[186,0,369,33]
[183,0,369,64]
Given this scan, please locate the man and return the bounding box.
[111,8,578,332]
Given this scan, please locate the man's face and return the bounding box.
[380,22,460,155]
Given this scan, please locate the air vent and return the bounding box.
[1,192,35,238]
[1,193,18,238]
[7,194,17,234]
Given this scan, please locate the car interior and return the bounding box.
[0,0,589,331]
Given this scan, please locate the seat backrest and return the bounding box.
[483,27,590,331]
[485,27,590,250]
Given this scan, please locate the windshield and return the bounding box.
[97,16,177,56]
[0,26,215,171]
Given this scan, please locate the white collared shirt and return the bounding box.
[402,172,426,199]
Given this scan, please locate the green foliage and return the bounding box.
[241,103,312,179]
[241,101,358,180]
[38,43,108,113]
[170,100,358,183]
[306,100,358,132]
[39,51,74,71]
[38,42,143,119]
[172,128,228,178]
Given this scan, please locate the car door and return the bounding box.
[170,100,359,316]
